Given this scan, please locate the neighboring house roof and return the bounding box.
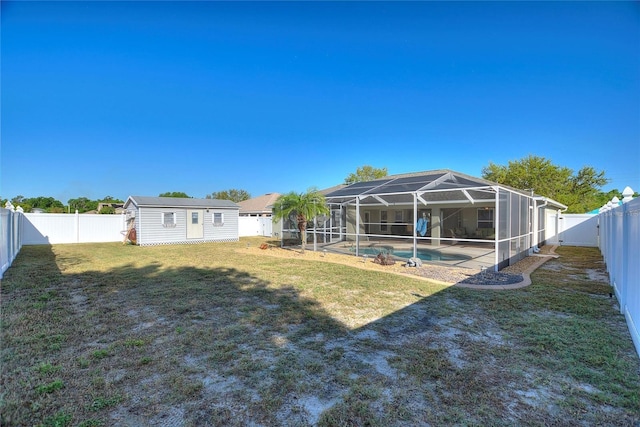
[237,193,281,215]
[97,202,124,209]
[124,196,239,209]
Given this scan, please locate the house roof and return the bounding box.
[318,184,347,196]
[124,196,239,209]
[237,193,281,214]
[324,169,560,206]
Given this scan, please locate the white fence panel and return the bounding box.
[599,197,640,357]
[559,214,599,247]
[545,213,598,247]
[24,213,77,244]
[23,212,126,245]
[1,207,23,278]
[78,214,127,243]
[239,216,273,237]
[545,213,560,245]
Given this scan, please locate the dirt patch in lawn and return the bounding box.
[1,242,638,426]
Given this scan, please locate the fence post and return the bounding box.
[75,210,80,243]
[1,202,24,279]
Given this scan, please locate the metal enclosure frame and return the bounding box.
[290,170,565,271]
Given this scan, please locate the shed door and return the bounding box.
[187,209,204,239]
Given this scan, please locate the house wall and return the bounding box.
[345,203,496,240]
[135,206,238,246]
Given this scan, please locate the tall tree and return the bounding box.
[68,197,97,213]
[159,192,191,198]
[11,195,26,205]
[272,189,329,253]
[207,189,251,203]
[344,165,388,184]
[482,155,608,213]
[27,196,64,212]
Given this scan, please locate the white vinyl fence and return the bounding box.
[1,206,24,278]
[238,216,273,237]
[23,212,127,245]
[599,196,640,356]
[545,213,599,247]
[0,208,127,278]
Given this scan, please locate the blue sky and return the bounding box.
[2,1,639,203]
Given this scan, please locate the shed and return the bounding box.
[123,196,239,246]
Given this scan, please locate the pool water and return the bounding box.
[356,246,470,262]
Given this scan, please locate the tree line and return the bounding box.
[0,189,253,213]
[345,157,634,213]
[2,158,635,214]
[0,196,127,214]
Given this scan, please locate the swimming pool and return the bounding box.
[355,246,470,262]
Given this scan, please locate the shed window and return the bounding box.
[191,212,199,224]
[477,208,494,229]
[162,212,177,227]
[213,212,224,226]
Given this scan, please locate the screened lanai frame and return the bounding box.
[304,170,544,271]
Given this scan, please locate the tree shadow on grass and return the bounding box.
[2,245,353,426]
[340,248,640,427]
[8,245,637,426]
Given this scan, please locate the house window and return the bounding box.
[395,210,404,223]
[162,212,176,228]
[381,210,387,231]
[477,208,494,229]
[213,212,224,226]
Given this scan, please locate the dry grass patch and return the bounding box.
[1,239,638,426]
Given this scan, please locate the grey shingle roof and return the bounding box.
[324,169,498,199]
[125,196,239,209]
[237,193,281,214]
[323,169,566,208]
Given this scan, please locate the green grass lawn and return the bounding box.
[1,238,638,426]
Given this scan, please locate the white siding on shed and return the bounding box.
[124,196,239,246]
[138,208,186,245]
[204,209,239,241]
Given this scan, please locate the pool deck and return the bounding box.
[320,240,496,271]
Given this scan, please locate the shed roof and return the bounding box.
[124,196,239,209]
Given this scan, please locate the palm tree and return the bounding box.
[273,189,330,253]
